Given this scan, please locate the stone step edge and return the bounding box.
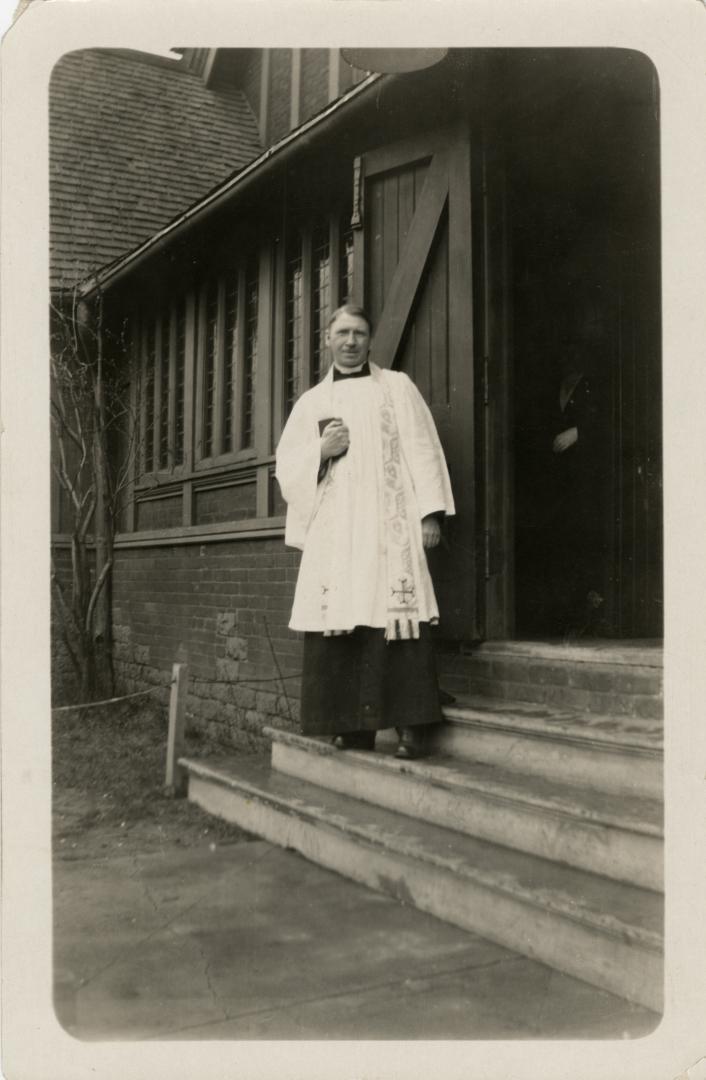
[179,755,663,954]
[444,641,663,668]
[264,728,663,839]
[441,699,663,755]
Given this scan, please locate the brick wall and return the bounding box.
[111,537,303,751]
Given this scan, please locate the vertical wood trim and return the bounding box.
[447,128,477,635]
[498,161,514,635]
[254,244,273,459]
[193,283,206,463]
[352,228,366,308]
[369,150,449,369]
[125,314,138,532]
[290,49,302,129]
[182,478,193,528]
[152,313,162,468]
[259,49,271,145]
[329,212,341,310]
[429,225,449,405]
[227,270,239,453]
[351,155,363,227]
[300,226,313,392]
[139,319,149,476]
[182,290,196,473]
[328,48,341,102]
[234,264,247,449]
[213,276,226,457]
[167,301,177,471]
[272,233,287,443]
[352,158,365,306]
[256,465,271,519]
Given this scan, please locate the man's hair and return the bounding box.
[327,303,373,334]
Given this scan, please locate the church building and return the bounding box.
[50,46,663,1016]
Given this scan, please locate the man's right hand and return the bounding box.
[320,419,350,462]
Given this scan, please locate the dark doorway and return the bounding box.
[482,49,662,641]
[513,204,621,630]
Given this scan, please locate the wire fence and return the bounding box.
[51,668,303,714]
[52,610,302,718]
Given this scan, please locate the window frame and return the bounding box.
[277,209,353,420]
[136,297,190,488]
[192,259,259,473]
[127,202,355,536]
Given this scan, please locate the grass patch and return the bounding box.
[53,698,256,855]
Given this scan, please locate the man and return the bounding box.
[275,304,454,760]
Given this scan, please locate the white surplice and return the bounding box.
[275,362,455,636]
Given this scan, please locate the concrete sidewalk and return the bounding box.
[54,839,658,1041]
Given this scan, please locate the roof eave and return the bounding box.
[80,71,384,299]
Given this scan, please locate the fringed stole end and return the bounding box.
[384,617,421,642]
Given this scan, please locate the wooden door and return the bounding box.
[474,138,514,640]
[354,128,478,640]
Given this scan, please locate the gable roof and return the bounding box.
[49,49,262,291]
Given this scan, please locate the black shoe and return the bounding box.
[394,727,428,760]
[332,731,376,751]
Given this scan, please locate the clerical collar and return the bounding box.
[332,360,371,381]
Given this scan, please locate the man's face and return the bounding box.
[326,312,371,369]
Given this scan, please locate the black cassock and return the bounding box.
[300,623,442,737]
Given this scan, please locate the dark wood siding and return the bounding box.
[241,51,262,123]
[300,49,328,121]
[268,49,292,143]
[362,131,476,639]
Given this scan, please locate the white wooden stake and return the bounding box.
[165,662,188,796]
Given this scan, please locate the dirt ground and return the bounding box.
[52,698,256,861]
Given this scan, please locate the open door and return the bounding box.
[353,127,478,640]
[478,49,662,641]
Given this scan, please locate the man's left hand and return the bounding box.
[422,515,441,549]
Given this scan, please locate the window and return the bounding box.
[174,298,186,463]
[311,225,331,384]
[285,232,303,415]
[339,222,355,305]
[223,275,239,453]
[142,318,156,473]
[202,280,219,459]
[158,310,171,469]
[282,215,355,407]
[242,258,259,448]
[139,298,186,477]
[192,255,259,464]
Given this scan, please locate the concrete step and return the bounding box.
[266,728,663,891]
[179,753,663,1012]
[435,695,663,799]
[438,641,663,720]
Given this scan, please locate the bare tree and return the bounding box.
[50,284,140,701]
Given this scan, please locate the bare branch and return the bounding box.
[85,558,112,635]
[50,568,83,679]
[78,495,96,542]
[52,444,83,515]
[50,401,84,455]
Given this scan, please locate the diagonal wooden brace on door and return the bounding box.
[370,149,449,369]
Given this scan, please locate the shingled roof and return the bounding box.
[49,49,262,291]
